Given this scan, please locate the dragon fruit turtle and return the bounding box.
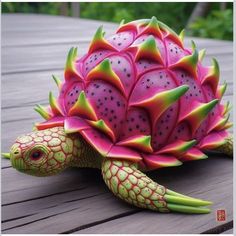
[4,17,233,214]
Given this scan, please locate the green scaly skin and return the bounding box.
[216,136,233,157]
[3,127,233,213]
[8,127,101,176]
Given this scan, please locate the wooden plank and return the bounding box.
[2,14,116,47]
[2,70,63,108]
[222,228,234,234]
[2,156,232,234]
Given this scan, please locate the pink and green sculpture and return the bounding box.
[3,17,233,214]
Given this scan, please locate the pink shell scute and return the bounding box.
[119,108,151,140]
[108,54,135,95]
[130,70,176,104]
[82,50,111,76]
[165,39,188,65]
[107,31,134,50]
[63,82,84,111]
[85,80,127,138]
[153,104,179,150]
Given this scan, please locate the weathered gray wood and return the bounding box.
[222,228,234,234]
[1,14,233,234]
[2,156,233,234]
[2,14,116,47]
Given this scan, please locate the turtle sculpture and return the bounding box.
[3,17,233,214]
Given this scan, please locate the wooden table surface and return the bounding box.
[1,14,233,234]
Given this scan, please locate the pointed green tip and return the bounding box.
[167,203,211,214]
[208,99,219,110]
[212,58,220,74]
[119,19,125,27]
[100,58,111,71]
[2,153,10,159]
[52,75,62,88]
[199,49,206,61]
[96,119,106,128]
[65,47,77,70]
[142,35,156,49]
[166,85,189,103]
[191,40,196,50]
[179,29,185,42]
[164,194,212,207]
[78,90,86,104]
[189,139,197,146]
[143,135,151,145]
[192,48,199,64]
[34,104,51,120]
[95,25,104,39]
[49,91,54,104]
[150,16,158,24]
[175,85,189,97]
[73,47,78,58]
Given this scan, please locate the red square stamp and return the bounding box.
[216,209,226,222]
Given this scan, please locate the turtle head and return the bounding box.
[8,127,78,177]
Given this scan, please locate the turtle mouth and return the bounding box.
[10,156,27,170]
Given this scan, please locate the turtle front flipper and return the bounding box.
[102,159,212,214]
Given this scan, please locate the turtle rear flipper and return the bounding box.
[215,136,233,157]
[102,158,212,214]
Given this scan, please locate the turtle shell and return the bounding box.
[35,17,231,171]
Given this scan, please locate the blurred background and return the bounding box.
[2,2,233,40]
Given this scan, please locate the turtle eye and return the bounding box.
[30,150,43,160]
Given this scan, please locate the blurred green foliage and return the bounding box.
[2,2,61,15]
[2,2,233,40]
[79,2,196,33]
[189,9,233,40]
